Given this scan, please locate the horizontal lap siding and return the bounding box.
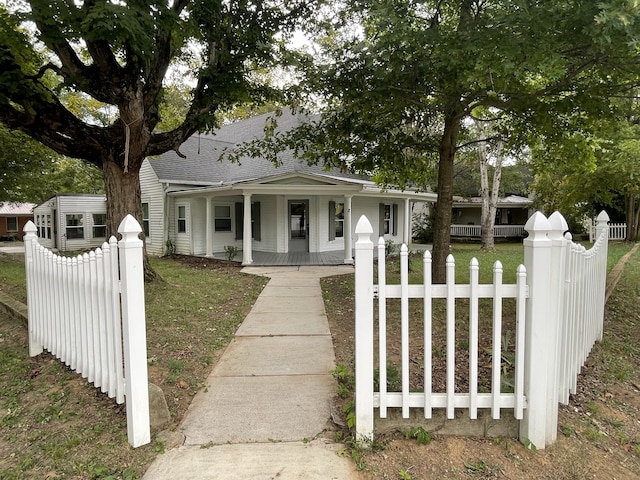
[140,160,165,256]
[57,196,107,252]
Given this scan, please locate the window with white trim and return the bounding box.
[334,203,344,238]
[65,214,84,240]
[214,205,232,232]
[142,203,150,237]
[383,204,392,235]
[177,205,186,233]
[92,213,106,238]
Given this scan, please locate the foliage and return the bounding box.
[223,245,239,261]
[229,0,640,281]
[0,125,103,203]
[412,209,434,244]
[530,97,640,239]
[0,0,309,251]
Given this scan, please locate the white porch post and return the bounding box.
[403,198,411,245]
[205,197,213,257]
[242,193,253,265]
[344,195,353,264]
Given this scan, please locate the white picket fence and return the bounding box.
[354,210,610,449]
[450,224,526,238]
[588,219,626,242]
[23,215,150,448]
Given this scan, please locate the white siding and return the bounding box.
[140,160,166,255]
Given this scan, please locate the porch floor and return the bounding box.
[210,250,350,266]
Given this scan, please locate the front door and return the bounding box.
[289,200,309,253]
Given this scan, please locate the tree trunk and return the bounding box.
[625,190,640,242]
[478,136,504,251]
[103,157,159,282]
[432,113,462,283]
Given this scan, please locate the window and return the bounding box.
[142,203,150,237]
[379,203,398,236]
[383,204,392,235]
[65,214,84,240]
[214,205,232,232]
[6,217,18,232]
[177,205,186,233]
[92,213,106,238]
[37,214,52,239]
[329,201,344,240]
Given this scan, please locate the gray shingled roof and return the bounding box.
[147,109,368,186]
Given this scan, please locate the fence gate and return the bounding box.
[23,215,150,448]
[354,210,610,449]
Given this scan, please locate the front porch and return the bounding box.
[210,249,349,266]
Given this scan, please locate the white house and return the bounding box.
[140,109,438,264]
[33,194,107,251]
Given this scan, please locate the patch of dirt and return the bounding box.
[322,254,640,480]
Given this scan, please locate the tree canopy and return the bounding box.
[0,124,103,203]
[237,0,640,280]
[0,1,308,248]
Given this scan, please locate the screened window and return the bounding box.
[65,214,84,239]
[142,203,150,237]
[214,205,232,232]
[6,217,18,232]
[177,205,186,233]
[92,213,106,238]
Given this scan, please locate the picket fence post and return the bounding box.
[118,215,150,448]
[354,215,375,444]
[520,211,553,449]
[546,211,569,445]
[595,211,610,341]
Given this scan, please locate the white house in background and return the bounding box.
[33,194,107,251]
[451,194,534,238]
[140,109,438,264]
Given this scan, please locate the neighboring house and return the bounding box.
[33,194,107,251]
[140,109,438,264]
[451,195,533,238]
[0,201,36,241]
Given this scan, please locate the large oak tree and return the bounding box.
[0,0,309,277]
[248,0,640,281]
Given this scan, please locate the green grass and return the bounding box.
[0,254,268,479]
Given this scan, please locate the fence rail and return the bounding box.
[450,224,525,238]
[23,215,150,448]
[354,210,610,449]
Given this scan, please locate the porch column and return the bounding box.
[205,197,213,257]
[242,193,253,265]
[344,195,353,264]
[403,198,411,245]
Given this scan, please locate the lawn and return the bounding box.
[0,255,267,480]
[0,240,636,479]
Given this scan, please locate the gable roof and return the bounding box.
[0,201,36,215]
[147,109,368,187]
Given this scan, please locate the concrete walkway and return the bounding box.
[143,265,360,480]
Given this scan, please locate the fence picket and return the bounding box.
[446,254,456,419]
[400,245,410,418]
[23,216,150,448]
[491,261,503,420]
[423,250,432,419]
[469,258,479,420]
[377,237,387,418]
